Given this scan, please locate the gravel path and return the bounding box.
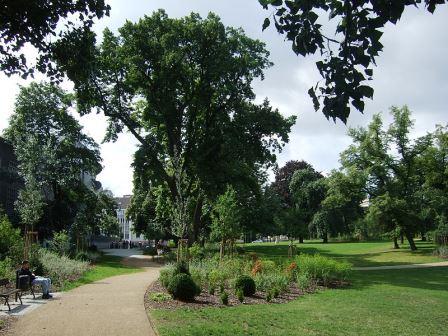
[353,261,448,270]
[8,259,161,336]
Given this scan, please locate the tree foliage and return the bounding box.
[54,10,295,241]
[0,0,110,77]
[4,82,103,238]
[260,0,447,122]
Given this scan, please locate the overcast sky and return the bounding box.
[1,0,447,196]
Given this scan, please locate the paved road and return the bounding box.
[8,258,161,336]
[353,261,448,271]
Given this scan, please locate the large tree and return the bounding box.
[289,166,327,242]
[54,10,295,242]
[260,0,447,122]
[341,106,433,250]
[4,82,102,237]
[0,0,110,78]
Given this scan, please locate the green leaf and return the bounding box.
[262,18,271,31]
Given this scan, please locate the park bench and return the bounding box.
[15,271,35,299]
[0,278,22,311]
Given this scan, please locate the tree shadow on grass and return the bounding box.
[352,266,448,292]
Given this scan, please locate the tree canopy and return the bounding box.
[0,0,110,78]
[53,10,295,242]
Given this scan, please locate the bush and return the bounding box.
[297,272,313,290]
[159,265,176,289]
[39,249,89,287]
[266,290,272,302]
[189,243,205,260]
[254,273,289,293]
[167,240,176,248]
[167,273,201,301]
[234,275,256,296]
[295,254,351,285]
[220,291,229,305]
[173,261,190,275]
[0,214,23,265]
[0,257,14,281]
[75,251,100,263]
[433,246,448,258]
[49,231,71,256]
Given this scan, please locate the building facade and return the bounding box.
[0,137,22,223]
[115,195,145,242]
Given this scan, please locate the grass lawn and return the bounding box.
[62,255,142,291]
[151,266,448,336]
[244,240,442,267]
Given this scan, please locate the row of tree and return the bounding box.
[263,106,448,250]
[4,83,119,252]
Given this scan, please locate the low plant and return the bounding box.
[189,243,205,260]
[254,273,289,293]
[433,246,448,258]
[159,264,176,289]
[234,275,256,296]
[148,292,172,303]
[39,249,90,287]
[167,273,201,301]
[272,287,280,298]
[49,230,71,256]
[173,261,190,275]
[265,290,272,302]
[295,254,351,285]
[208,284,215,295]
[220,290,229,305]
[236,288,244,303]
[297,272,313,290]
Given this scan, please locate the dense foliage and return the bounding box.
[0,0,110,77]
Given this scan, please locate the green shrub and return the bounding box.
[220,291,229,305]
[159,265,176,289]
[297,272,313,290]
[295,254,351,285]
[49,230,71,256]
[236,288,244,302]
[167,240,176,248]
[272,287,280,298]
[234,275,256,296]
[0,257,14,281]
[254,273,289,293]
[189,243,205,260]
[266,290,272,302]
[167,273,201,301]
[39,249,89,287]
[75,251,90,261]
[173,261,190,275]
[0,214,23,265]
[208,284,215,295]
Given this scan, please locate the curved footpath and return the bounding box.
[8,258,161,336]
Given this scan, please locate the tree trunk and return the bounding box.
[299,236,304,244]
[322,232,328,244]
[421,231,427,241]
[400,234,404,245]
[405,232,417,251]
[393,236,400,249]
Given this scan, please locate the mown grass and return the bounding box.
[62,255,142,291]
[151,266,448,336]
[244,240,442,267]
